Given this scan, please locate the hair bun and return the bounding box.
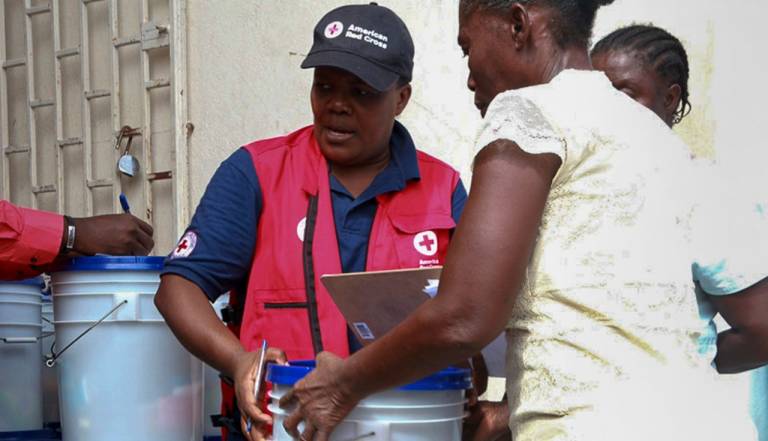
[575,0,616,20]
[578,0,616,10]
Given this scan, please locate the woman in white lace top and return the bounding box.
[279,1,756,440]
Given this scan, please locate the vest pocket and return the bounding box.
[254,287,309,305]
[388,213,456,233]
[263,302,308,309]
[255,304,316,360]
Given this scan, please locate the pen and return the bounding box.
[119,193,131,214]
[245,339,268,433]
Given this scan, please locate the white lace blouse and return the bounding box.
[476,69,756,441]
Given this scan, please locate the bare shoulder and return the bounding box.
[474,139,562,179]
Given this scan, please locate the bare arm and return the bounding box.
[708,277,768,374]
[282,140,561,439]
[338,141,559,391]
[155,274,286,441]
[155,275,246,376]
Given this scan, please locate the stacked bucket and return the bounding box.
[0,277,45,433]
[1,257,205,440]
[49,256,203,441]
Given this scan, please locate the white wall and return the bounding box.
[186,0,767,210]
[594,0,768,191]
[185,0,479,210]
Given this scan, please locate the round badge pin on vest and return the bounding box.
[296,217,307,242]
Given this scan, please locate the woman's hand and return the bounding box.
[463,400,511,441]
[234,347,288,441]
[279,352,360,441]
[470,353,489,405]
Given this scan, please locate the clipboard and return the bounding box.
[321,267,442,346]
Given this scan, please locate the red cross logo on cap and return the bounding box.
[413,231,438,257]
[325,21,344,39]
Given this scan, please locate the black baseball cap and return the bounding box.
[301,2,414,92]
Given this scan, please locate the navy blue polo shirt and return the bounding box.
[163,122,466,348]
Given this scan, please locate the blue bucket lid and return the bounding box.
[54,256,165,272]
[0,428,60,440]
[267,360,472,391]
[2,276,45,289]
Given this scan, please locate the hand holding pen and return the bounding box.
[238,341,288,441]
[59,193,153,256]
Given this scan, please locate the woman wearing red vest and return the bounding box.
[155,4,467,441]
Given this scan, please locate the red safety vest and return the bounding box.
[220,125,460,438]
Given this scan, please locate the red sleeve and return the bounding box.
[0,200,63,280]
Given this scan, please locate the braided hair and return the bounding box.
[591,24,692,124]
[459,0,615,48]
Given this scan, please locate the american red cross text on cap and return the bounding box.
[301,3,415,92]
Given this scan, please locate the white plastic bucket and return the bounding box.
[267,361,470,441]
[40,297,59,425]
[203,293,229,437]
[0,278,44,432]
[50,256,203,441]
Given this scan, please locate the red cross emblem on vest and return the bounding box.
[413,231,438,257]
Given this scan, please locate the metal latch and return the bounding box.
[115,125,141,177]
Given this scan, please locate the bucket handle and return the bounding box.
[45,300,127,368]
[340,432,376,441]
[0,332,54,345]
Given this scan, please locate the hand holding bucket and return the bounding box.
[271,357,471,441]
[280,352,359,441]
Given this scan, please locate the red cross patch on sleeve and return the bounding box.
[170,231,198,259]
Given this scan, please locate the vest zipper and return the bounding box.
[302,195,324,355]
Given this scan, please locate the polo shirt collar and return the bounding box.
[390,120,420,183]
[329,121,420,200]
